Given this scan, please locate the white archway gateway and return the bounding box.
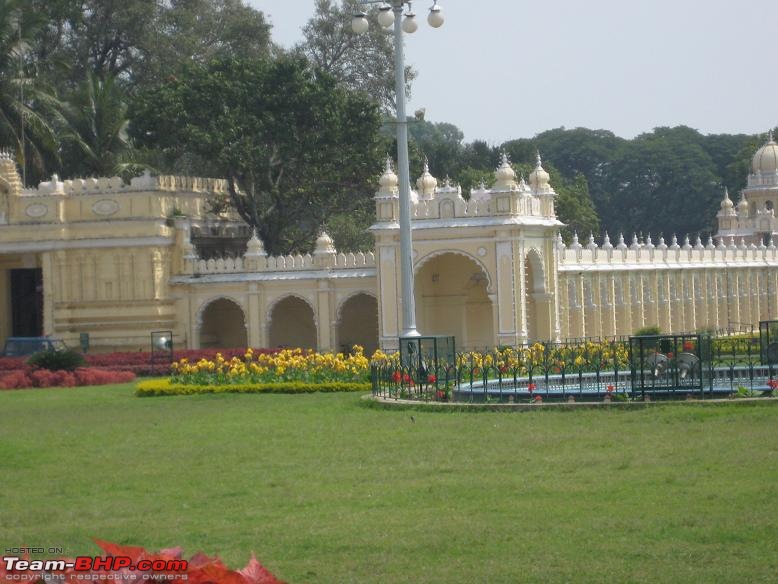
[414,251,495,350]
[268,295,317,349]
[336,292,378,355]
[198,297,248,349]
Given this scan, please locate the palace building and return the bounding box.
[1,139,777,353]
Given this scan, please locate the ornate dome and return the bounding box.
[378,157,399,190]
[736,192,749,215]
[720,187,734,210]
[529,151,550,190]
[494,152,516,184]
[314,230,335,255]
[751,132,778,174]
[245,228,266,256]
[416,158,438,197]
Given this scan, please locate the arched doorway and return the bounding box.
[415,252,494,351]
[337,293,378,355]
[268,296,317,349]
[524,249,550,342]
[199,298,247,348]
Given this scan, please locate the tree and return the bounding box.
[59,72,135,178]
[130,56,383,255]
[602,128,721,237]
[135,0,273,88]
[29,0,273,92]
[0,0,60,185]
[298,0,416,113]
[554,173,600,242]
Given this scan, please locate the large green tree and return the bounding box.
[30,0,272,92]
[601,127,722,237]
[299,0,415,113]
[130,56,383,255]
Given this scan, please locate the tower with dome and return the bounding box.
[717,133,778,244]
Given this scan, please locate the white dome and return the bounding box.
[720,187,734,209]
[495,152,516,183]
[379,157,399,189]
[751,133,778,174]
[416,159,438,196]
[314,230,335,254]
[529,151,550,190]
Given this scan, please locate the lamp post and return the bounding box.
[353,2,444,339]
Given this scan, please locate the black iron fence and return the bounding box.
[371,334,777,403]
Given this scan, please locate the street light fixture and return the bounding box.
[352,1,444,340]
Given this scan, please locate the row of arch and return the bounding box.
[197,250,549,352]
[199,293,379,353]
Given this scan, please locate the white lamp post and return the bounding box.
[352,1,444,339]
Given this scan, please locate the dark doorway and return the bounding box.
[11,268,43,336]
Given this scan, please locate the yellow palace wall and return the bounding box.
[1,148,777,354]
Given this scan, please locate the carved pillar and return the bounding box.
[316,280,332,352]
[377,243,399,351]
[247,283,262,348]
[496,239,518,346]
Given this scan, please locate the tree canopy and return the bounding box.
[130,56,384,256]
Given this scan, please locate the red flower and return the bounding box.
[683,342,694,352]
[533,395,543,402]
[527,383,537,392]
[427,374,437,383]
[402,373,412,384]
[391,371,401,383]
[435,390,446,400]
[666,352,674,358]
[768,379,778,389]
[607,384,615,393]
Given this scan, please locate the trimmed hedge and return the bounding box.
[136,378,371,397]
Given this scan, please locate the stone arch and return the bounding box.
[198,297,248,349]
[524,248,547,341]
[414,251,494,350]
[336,292,378,355]
[415,249,494,293]
[268,294,317,349]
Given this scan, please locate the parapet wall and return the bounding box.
[2,172,233,227]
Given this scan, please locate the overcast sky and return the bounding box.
[249,0,778,144]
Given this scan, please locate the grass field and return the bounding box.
[1,384,777,583]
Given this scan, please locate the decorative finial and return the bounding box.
[423,156,430,173]
[535,150,543,168]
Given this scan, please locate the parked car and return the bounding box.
[2,337,69,357]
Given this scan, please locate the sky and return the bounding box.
[249,0,778,144]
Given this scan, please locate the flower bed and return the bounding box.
[0,348,279,376]
[137,378,370,397]
[0,367,135,389]
[170,346,375,385]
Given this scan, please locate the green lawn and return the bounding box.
[1,384,778,583]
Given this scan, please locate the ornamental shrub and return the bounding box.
[0,367,135,389]
[27,349,85,371]
[633,325,661,336]
[137,378,370,397]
